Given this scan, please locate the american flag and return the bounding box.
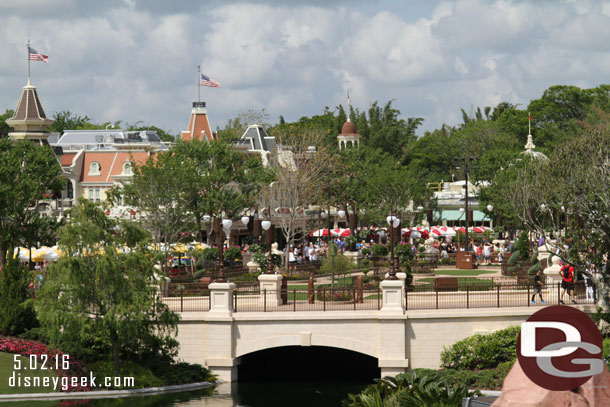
[347,90,351,107]
[200,73,221,87]
[29,47,49,63]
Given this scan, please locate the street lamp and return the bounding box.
[261,220,274,274]
[453,156,479,252]
[105,124,114,130]
[386,215,400,280]
[487,204,494,212]
[214,217,226,282]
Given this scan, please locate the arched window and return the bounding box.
[89,161,101,176]
[122,161,132,175]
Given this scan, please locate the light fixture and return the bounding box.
[338,210,346,218]
[487,204,493,212]
[386,215,399,228]
[203,214,211,222]
[540,203,546,211]
[417,206,424,212]
[261,220,271,230]
[561,205,565,212]
[222,219,233,230]
[320,211,327,219]
[241,216,250,226]
[459,207,465,214]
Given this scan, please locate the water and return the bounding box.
[4,380,371,406]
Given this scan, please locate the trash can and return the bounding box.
[456,251,476,269]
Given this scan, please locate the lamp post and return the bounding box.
[214,217,226,282]
[386,215,401,280]
[262,219,273,274]
[453,157,479,253]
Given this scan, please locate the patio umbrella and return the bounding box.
[45,248,60,262]
[453,226,466,234]
[310,228,331,237]
[470,226,492,234]
[170,243,188,254]
[31,247,51,262]
[14,248,30,262]
[331,228,351,237]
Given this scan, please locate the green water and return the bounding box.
[2,380,371,406]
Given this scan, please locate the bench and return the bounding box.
[434,277,458,292]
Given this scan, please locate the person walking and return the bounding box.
[531,269,545,304]
[559,261,576,304]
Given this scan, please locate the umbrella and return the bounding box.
[14,247,30,262]
[310,228,331,237]
[431,226,456,237]
[170,243,188,254]
[192,242,209,251]
[331,228,351,237]
[45,248,60,262]
[454,227,466,234]
[31,247,51,262]
[470,226,493,234]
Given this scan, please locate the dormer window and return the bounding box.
[122,161,133,176]
[89,161,101,176]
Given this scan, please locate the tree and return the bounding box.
[36,200,179,374]
[108,150,194,272]
[0,109,15,138]
[0,139,64,267]
[129,125,176,143]
[217,108,271,143]
[266,131,332,270]
[507,107,610,305]
[0,256,38,336]
[48,110,96,134]
[171,139,273,245]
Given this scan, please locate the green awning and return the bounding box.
[435,210,488,222]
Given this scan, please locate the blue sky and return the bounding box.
[2,0,609,136]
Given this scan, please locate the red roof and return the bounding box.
[61,153,76,166]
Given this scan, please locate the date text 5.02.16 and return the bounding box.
[13,354,70,371]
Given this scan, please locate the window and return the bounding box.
[122,161,132,176]
[67,182,74,199]
[89,162,101,176]
[88,187,101,203]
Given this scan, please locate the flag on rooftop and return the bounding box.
[200,73,221,88]
[29,47,49,63]
[347,89,351,107]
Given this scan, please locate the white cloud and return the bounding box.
[1,0,610,138]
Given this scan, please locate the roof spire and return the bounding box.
[346,89,351,122]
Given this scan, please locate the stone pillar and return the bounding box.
[543,255,563,282]
[258,274,284,306]
[381,279,405,314]
[208,282,236,314]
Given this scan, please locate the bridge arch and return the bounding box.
[235,334,380,360]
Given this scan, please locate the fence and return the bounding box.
[161,280,595,313]
[232,286,382,312]
[405,281,594,311]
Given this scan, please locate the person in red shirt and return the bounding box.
[559,261,576,304]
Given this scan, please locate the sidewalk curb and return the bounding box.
[0,381,215,402]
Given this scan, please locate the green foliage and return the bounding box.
[528,262,542,275]
[370,244,389,257]
[193,269,207,279]
[516,231,530,260]
[0,139,64,267]
[36,201,179,373]
[152,362,215,385]
[223,246,242,262]
[507,251,519,265]
[440,326,520,370]
[201,248,218,261]
[342,370,476,407]
[319,254,354,276]
[0,257,38,336]
[531,247,539,264]
[394,243,413,267]
[0,109,15,138]
[89,360,162,389]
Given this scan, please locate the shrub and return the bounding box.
[200,248,218,261]
[603,338,610,369]
[0,257,39,336]
[152,362,215,385]
[395,242,414,266]
[440,325,520,370]
[361,247,370,256]
[89,360,162,389]
[193,269,207,280]
[223,246,242,262]
[516,231,530,260]
[319,254,354,276]
[371,244,389,257]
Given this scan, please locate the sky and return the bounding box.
[2,0,610,137]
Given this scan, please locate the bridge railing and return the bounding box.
[405,281,594,310]
[232,286,382,312]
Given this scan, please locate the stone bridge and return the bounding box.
[172,280,595,381]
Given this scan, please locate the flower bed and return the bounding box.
[0,338,90,392]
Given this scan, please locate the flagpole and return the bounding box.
[27,39,31,83]
[197,65,201,102]
[528,111,531,135]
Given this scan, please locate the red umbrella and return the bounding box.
[470,226,492,234]
[310,228,330,237]
[331,228,351,237]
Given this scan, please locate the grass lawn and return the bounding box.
[0,352,57,394]
[417,277,496,291]
[434,269,496,276]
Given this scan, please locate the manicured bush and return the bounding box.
[371,244,389,257]
[152,362,215,385]
[224,246,242,262]
[0,257,39,336]
[319,254,354,276]
[89,360,162,389]
[440,326,520,370]
[193,269,207,279]
[516,231,530,260]
[395,242,414,266]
